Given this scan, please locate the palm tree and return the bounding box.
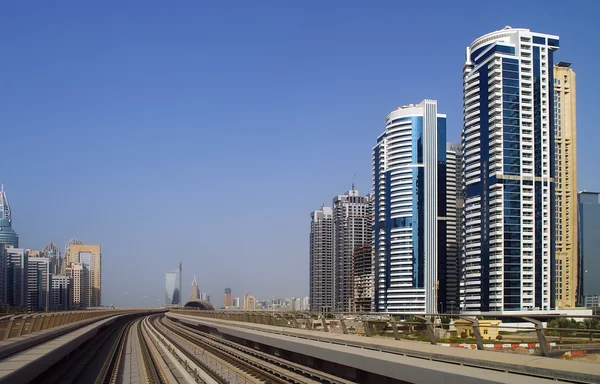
[578,318,600,342]
[547,318,577,343]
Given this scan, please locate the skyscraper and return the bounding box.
[445,143,464,313]
[67,264,88,309]
[373,100,447,313]
[67,243,102,307]
[50,274,71,311]
[461,27,559,312]
[42,241,61,276]
[0,185,19,248]
[7,247,27,308]
[27,256,50,312]
[578,191,600,307]
[63,237,83,274]
[554,62,578,308]
[0,244,8,307]
[351,244,374,312]
[333,187,372,312]
[309,206,333,312]
[189,276,200,300]
[224,287,233,307]
[165,262,182,306]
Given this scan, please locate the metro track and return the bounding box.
[23,314,173,384]
[152,314,354,384]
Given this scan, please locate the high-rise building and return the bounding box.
[302,296,309,311]
[351,244,374,312]
[189,276,200,300]
[554,62,578,309]
[7,247,27,309]
[67,243,102,307]
[165,262,182,306]
[0,244,8,307]
[200,292,210,302]
[27,256,50,312]
[243,292,256,309]
[373,100,447,313]
[309,206,333,312]
[233,297,240,308]
[578,191,600,307]
[42,242,61,276]
[0,185,18,248]
[63,237,83,274]
[461,27,559,312]
[50,274,71,311]
[333,187,372,312]
[224,287,233,307]
[67,264,88,309]
[445,143,463,313]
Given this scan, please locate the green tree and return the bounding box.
[547,318,577,343]
[578,318,600,342]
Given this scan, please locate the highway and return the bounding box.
[0,310,597,383]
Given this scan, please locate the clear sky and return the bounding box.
[1,1,598,308]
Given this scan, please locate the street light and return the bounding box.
[124,292,129,308]
[439,301,444,314]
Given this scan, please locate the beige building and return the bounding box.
[67,243,102,307]
[554,63,578,308]
[67,264,89,308]
[243,293,256,310]
[454,319,501,340]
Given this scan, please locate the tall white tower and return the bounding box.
[461,27,559,312]
[373,100,447,313]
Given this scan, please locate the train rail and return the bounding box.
[153,314,354,384]
[24,314,175,384]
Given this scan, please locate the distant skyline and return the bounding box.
[1,1,599,307]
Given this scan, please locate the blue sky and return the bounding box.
[1,1,598,308]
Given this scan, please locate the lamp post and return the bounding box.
[124,292,129,308]
[439,301,444,314]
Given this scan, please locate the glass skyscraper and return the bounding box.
[578,191,600,307]
[165,262,182,306]
[0,186,18,248]
[373,99,447,313]
[461,27,559,312]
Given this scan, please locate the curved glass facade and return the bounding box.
[373,100,447,313]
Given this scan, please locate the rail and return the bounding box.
[160,315,353,384]
[95,320,132,384]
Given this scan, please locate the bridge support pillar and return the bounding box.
[458,316,483,350]
[415,316,437,345]
[339,318,348,334]
[523,317,550,357]
[363,321,373,337]
[321,318,329,332]
[390,320,400,340]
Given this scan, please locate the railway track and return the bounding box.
[24,314,176,384]
[153,315,354,384]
